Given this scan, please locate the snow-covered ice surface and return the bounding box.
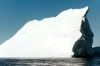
[0,7,88,58]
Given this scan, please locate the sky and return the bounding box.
[0,0,99,47]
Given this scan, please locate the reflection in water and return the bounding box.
[0,57,100,66]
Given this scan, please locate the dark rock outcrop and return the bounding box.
[72,17,94,57]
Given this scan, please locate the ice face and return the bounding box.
[0,7,88,58]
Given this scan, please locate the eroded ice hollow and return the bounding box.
[0,7,93,58]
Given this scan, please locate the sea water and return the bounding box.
[0,57,100,66]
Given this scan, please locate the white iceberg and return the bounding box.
[0,7,89,58]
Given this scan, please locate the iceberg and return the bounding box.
[0,7,92,58]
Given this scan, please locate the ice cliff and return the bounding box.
[0,7,93,58]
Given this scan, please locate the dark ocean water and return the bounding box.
[0,57,100,66]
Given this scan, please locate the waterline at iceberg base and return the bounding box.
[0,58,88,66]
